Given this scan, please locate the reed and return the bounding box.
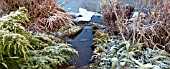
[102,0,170,52]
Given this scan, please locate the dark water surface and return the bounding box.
[57,0,148,67]
[70,26,93,67]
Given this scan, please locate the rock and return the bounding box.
[57,26,83,39]
[91,23,107,29]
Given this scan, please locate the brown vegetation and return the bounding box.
[102,0,170,52]
[0,0,74,35]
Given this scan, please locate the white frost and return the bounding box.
[76,8,95,21]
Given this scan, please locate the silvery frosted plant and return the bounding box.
[21,31,78,69]
[92,36,170,69]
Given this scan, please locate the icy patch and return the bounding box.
[69,8,103,22]
[76,8,95,21]
[130,11,146,21]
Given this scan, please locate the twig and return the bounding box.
[112,4,126,41]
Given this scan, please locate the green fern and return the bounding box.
[22,33,78,69]
[0,30,32,60]
[21,43,78,69]
[0,7,78,69]
[0,7,32,68]
[0,7,30,35]
[29,33,63,50]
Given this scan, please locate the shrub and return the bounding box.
[0,0,74,35]
[0,7,78,69]
[0,7,32,68]
[21,43,78,69]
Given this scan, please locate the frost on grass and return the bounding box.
[0,7,78,69]
[92,35,170,69]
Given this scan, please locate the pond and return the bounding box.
[57,0,150,67]
[70,25,94,67]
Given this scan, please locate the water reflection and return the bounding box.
[70,26,93,67]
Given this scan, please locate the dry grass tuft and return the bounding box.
[102,0,170,52]
[102,0,134,36]
[0,0,74,35]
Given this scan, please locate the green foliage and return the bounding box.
[0,30,32,60]
[21,43,78,69]
[0,7,30,35]
[92,36,170,69]
[0,7,78,69]
[29,33,62,50]
[22,32,78,69]
[0,7,32,69]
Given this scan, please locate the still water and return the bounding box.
[70,26,93,67]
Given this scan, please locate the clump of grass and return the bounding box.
[138,0,170,52]
[102,0,170,52]
[101,0,134,36]
[0,0,74,35]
